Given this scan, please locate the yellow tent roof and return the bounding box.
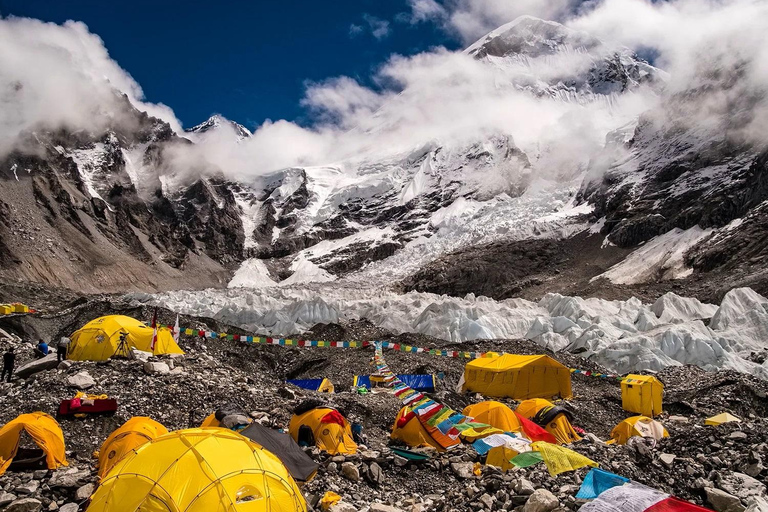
[97,417,168,478]
[462,401,522,434]
[463,354,572,399]
[0,412,68,475]
[516,399,581,445]
[289,408,357,455]
[705,413,741,426]
[610,416,668,445]
[391,406,460,451]
[87,428,307,512]
[68,315,184,361]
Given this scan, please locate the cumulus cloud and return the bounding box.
[0,16,181,157]
[4,0,768,188]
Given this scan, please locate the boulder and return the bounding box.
[523,489,559,512]
[15,354,59,379]
[451,462,475,479]
[143,361,170,375]
[58,505,79,512]
[329,502,357,512]
[131,349,153,362]
[0,492,18,507]
[514,478,536,496]
[659,454,676,467]
[75,483,95,501]
[717,472,766,500]
[66,371,96,390]
[15,481,39,495]
[705,488,745,512]
[49,468,90,488]
[341,462,360,481]
[57,361,72,370]
[370,504,405,512]
[366,462,385,486]
[5,498,43,512]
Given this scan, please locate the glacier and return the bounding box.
[129,285,768,380]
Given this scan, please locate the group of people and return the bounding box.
[2,337,70,383]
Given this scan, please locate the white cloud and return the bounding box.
[0,16,182,156]
[406,0,578,43]
[362,14,391,40]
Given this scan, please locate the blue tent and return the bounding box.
[286,378,334,393]
[353,374,436,392]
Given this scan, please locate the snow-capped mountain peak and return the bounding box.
[186,114,252,142]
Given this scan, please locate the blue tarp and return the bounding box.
[287,378,325,391]
[354,374,436,391]
[576,468,629,499]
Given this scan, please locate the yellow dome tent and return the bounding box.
[288,407,357,455]
[705,412,741,426]
[516,399,581,445]
[0,412,68,475]
[621,375,663,417]
[610,416,668,445]
[462,354,572,400]
[97,417,168,478]
[68,315,184,361]
[391,406,461,451]
[201,413,221,428]
[462,401,522,434]
[87,428,306,512]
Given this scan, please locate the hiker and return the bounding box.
[351,421,367,446]
[2,347,15,382]
[34,339,49,359]
[57,337,70,362]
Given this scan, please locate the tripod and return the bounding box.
[113,332,131,359]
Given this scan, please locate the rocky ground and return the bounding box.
[0,300,766,512]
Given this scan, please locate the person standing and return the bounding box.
[2,347,15,383]
[57,337,70,362]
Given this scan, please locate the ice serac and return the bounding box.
[138,285,768,379]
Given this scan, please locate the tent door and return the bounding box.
[298,425,315,447]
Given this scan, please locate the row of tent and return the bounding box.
[0,413,310,511]
[0,403,742,511]
[65,315,660,419]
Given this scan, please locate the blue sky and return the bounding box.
[1,0,458,130]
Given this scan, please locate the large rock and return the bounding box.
[66,371,96,390]
[523,489,559,512]
[5,498,43,512]
[451,462,475,479]
[14,481,39,495]
[370,505,405,512]
[15,354,59,379]
[75,483,95,501]
[0,492,18,507]
[514,478,536,496]
[329,502,357,512]
[58,505,79,512]
[717,472,767,500]
[341,462,360,481]
[366,462,385,486]
[706,488,745,512]
[49,468,90,488]
[143,361,170,375]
